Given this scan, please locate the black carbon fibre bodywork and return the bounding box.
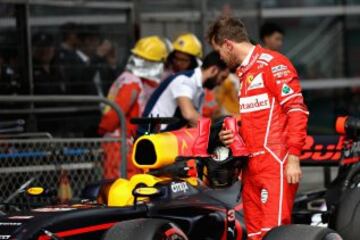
[0,180,246,240]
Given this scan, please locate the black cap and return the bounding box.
[32,32,54,47]
[78,25,100,41]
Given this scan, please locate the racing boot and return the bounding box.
[223,117,249,157]
[192,118,211,157]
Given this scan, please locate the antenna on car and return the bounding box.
[131,116,179,135]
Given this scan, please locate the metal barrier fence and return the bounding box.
[0,95,127,170]
[0,95,126,210]
[0,138,120,209]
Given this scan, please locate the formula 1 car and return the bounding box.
[291,115,360,240]
[0,116,354,240]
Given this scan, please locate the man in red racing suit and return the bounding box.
[208,17,309,239]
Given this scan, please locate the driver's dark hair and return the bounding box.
[206,16,249,45]
[201,51,227,70]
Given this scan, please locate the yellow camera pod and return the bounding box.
[132,132,179,171]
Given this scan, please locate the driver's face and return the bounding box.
[211,40,239,70]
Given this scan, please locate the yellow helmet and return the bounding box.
[131,36,168,62]
[172,33,203,58]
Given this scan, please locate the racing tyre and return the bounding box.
[330,186,360,240]
[263,224,342,240]
[102,218,188,240]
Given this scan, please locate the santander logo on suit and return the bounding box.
[239,93,270,113]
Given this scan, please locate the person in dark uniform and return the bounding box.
[32,32,65,95]
[54,22,81,94]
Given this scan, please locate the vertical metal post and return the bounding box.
[256,0,263,41]
[15,2,33,95]
[200,0,208,54]
[15,2,36,132]
[132,0,140,41]
[123,2,136,178]
[340,0,349,77]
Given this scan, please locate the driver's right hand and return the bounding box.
[218,124,235,146]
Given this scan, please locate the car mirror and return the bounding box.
[26,187,56,197]
[132,187,161,198]
[27,187,45,196]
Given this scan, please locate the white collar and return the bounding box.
[76,50,90,63]
[241,46,255,67]
[195,67,202,88]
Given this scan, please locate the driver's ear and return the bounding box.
[224,39,233,51]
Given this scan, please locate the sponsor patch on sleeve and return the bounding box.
[273,69,291,78]
[281,83,294,96]
[271,64,288,73]
[276,78,292,85]
[259,53,274,62]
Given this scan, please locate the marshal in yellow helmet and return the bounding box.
[131,36,168,62]
[172,33,203,58]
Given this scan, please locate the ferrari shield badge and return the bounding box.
[246,75,254,84]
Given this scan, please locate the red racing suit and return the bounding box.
[236,45,309,239]
[98,71,157,179]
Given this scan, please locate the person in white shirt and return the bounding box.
[141,51,229,132]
